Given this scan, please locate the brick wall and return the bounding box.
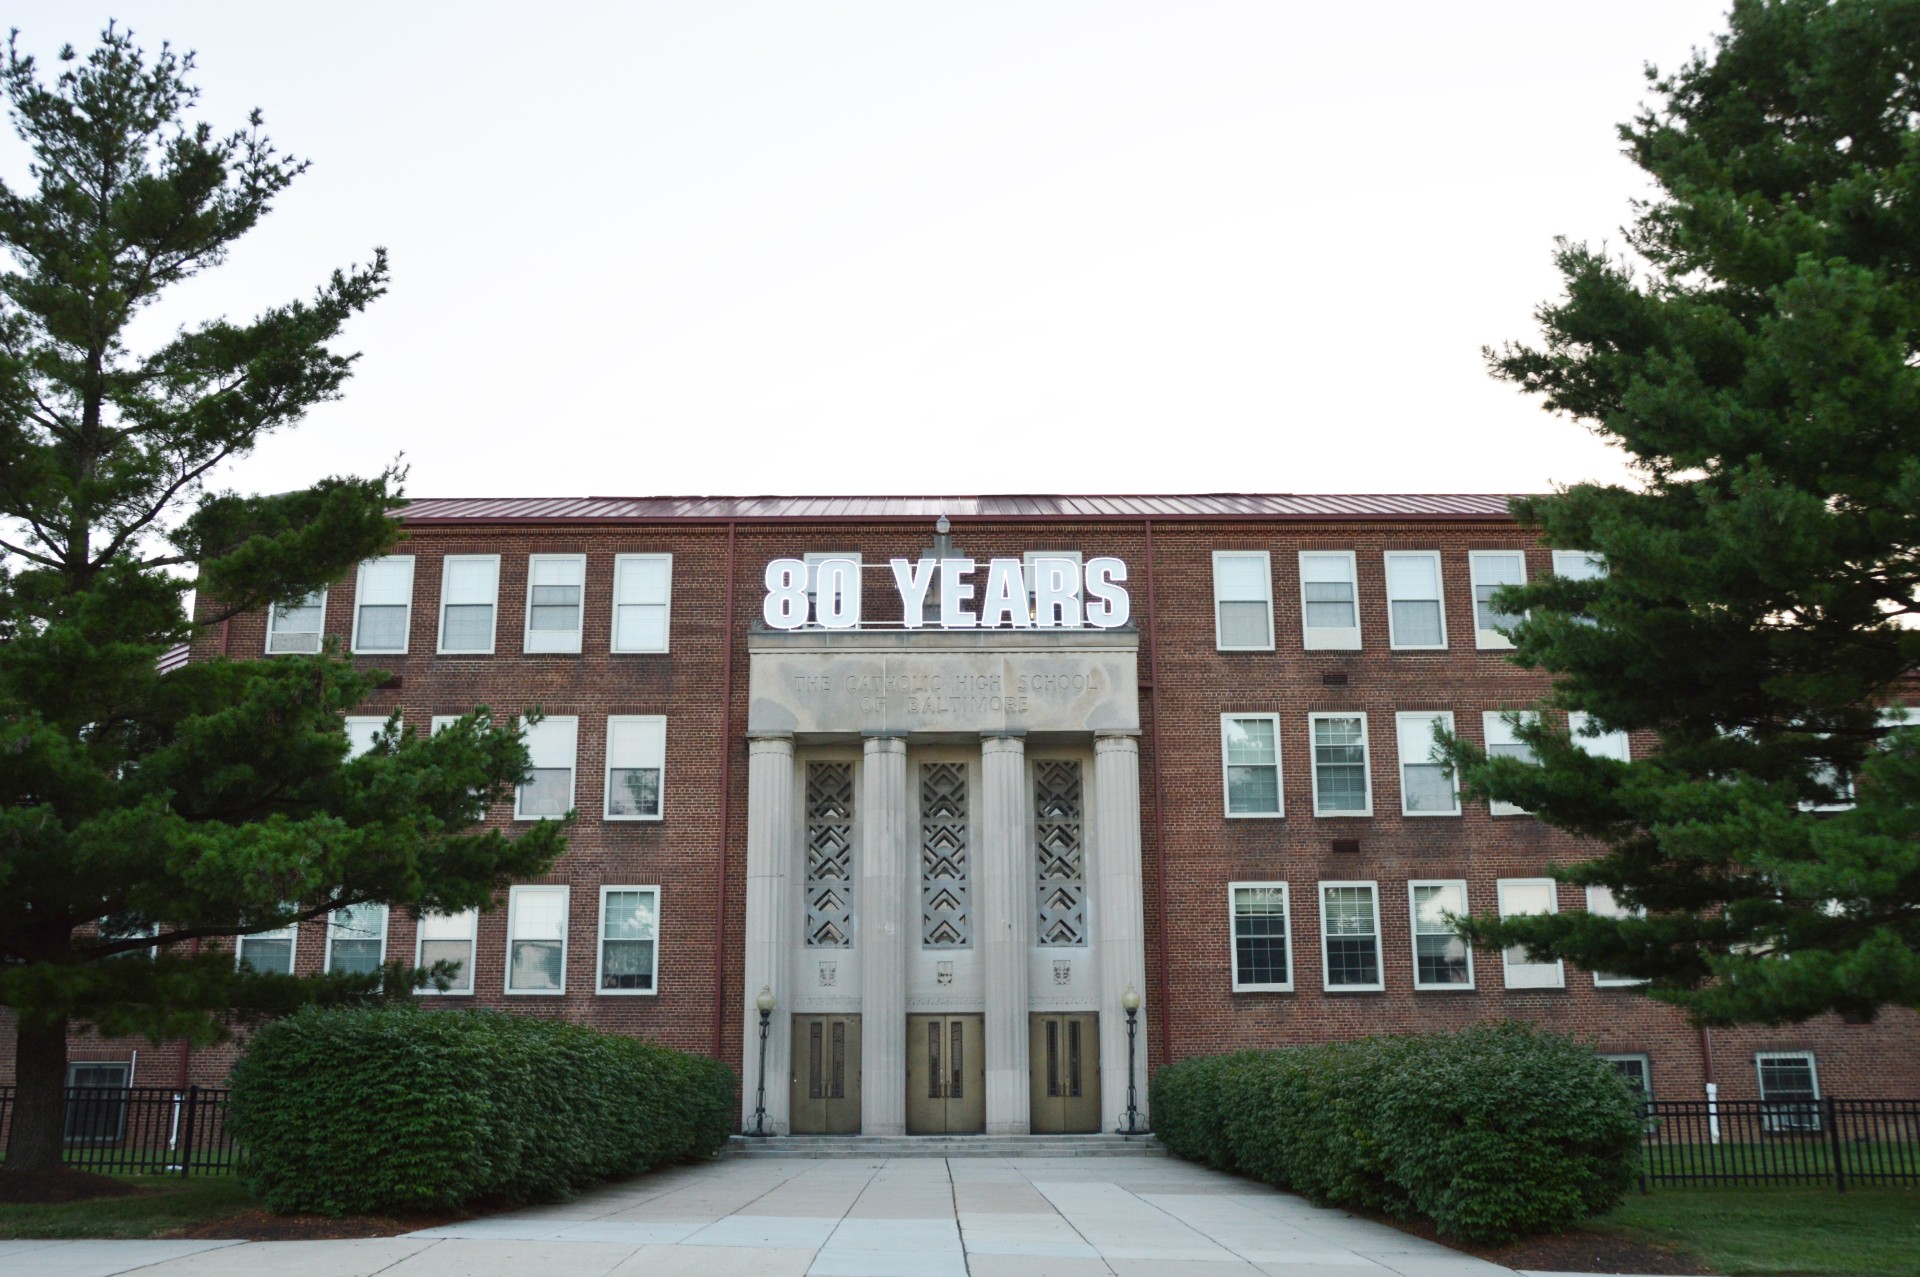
[11,512,1917,1105]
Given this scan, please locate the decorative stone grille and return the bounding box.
[1034,760,1087,946]
[805,763,854,947]
[920,762,971,947]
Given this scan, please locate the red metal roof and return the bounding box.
[397,494,1521,524]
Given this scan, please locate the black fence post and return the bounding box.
[1826,1096,1845,1193]
[178,1085,199,1180]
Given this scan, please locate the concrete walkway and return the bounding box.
[1,1154,1658,1276]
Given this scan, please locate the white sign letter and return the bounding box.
[939,558,978,629]
[815,557,861,629]
[1084,557,1130,628]
[890,558,935,629]
[981,558,1031,628]
[1032,557,1082,628]
[763,559,808,630]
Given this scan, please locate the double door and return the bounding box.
[906,1013,985,1134]
[1030,1012,1101,1133]
[791,1014,861,1134]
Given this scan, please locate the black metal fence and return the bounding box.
[1640,1098,1920,1191]
[0,1085,240,1176]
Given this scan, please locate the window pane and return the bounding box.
[419,938,473,992]
[1214,555,1268,601]
[601,939,655,990]
[441,603,493,650]
[602,890,657,941]
[615,603,666,650]
[356,605,408,651]
[1227,766,1280,814]
[509,940,562,990]
[1303,581,1355,629]
[1402,763,1454,811]
[270,592,326,652]
[1217,600,1271,648]
[519,767,571,816]
[1324,885,1380,985]
[608,767,661,817]
[329,904,386,975]
[1224,718,1277,766]
[1391,599,1443,646]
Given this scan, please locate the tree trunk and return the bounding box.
[3,1016,70,1175]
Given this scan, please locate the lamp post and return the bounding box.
[1120,983,1144,1135]
[750,985,775,1137]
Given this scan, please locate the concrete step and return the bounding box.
[725,1133,1165,1159]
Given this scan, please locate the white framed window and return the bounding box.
[1497,878,1564,989]
[1601,1053,1652,1102]
[597,886,659,994]
[1212,551,1273,651]
[1229,882,1293,992]
[1024,550,1082,619]
[99,919,158,961]
[515,715,578,820]
[325,903,388,975]
[236,920,297,975]
[350,556,415,654]
[1756,1052,1821,1131]
[1309,713,1371,816]
[1298,551,1361,650]
[430,714,461,735]
[1569,711,1631,763]
[605,716,665,821]
[1319,881,1383,991]
[1483,711,1541,816]
[437,555,500,654]
[1468,550,1527,649]
[64,1062,132,1143]
[1585,885,1648,988]
[266,589,327,654]
[804,552,863,627]
[415,909,477,995]
[1553,549,1607,580]
[524,554,586,653]
[1410,880,1473,989]
[612,553,672,653]
[1395,711,1459,815]
[1384,551,1447,650]
[344,715,390,761]
[506,884,568,994]
[1221,713,1282,817]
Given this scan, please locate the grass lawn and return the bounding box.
[0,1174,254,1240]
[1597,1185,1920,1277]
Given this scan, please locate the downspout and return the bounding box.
[1143,520,1173,1069]
[1700,1025,1720,1144]
[710,522,739,1059]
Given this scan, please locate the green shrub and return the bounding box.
[1150,1024,1642,1243]
[228,1006,735,1215]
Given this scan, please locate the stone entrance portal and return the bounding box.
[740,628,1147,1136]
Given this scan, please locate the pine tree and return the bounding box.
[1451,0,1920,1024]
[0,26,564,1176]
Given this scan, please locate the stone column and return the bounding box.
[742,733,795,1134]
[1092,731,1148,1132]
[978,731,1033,1134]
[859,732,910,1135]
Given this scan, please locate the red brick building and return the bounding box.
[18,494,1919,1131]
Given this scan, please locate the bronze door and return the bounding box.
[790,1014,861,1134]
[1029,1012,1101,1133]
[905,1013,986,1134]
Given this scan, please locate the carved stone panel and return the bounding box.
[920,762,971,948]
[1034,760,1086,947]
[805,763,854,948]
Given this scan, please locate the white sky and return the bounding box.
[3,2,1734,501]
